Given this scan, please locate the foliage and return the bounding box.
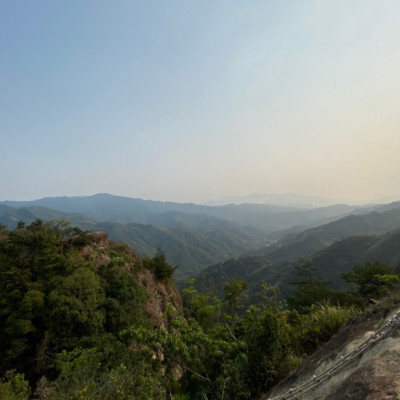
[0,221,391,400]
[341,262,400,302]
[224,277,248,313]
[342,262,399,297]
[142,248,175,280]
[0,370,30,400]
[287,262,337,310]
[0,221,158,398]
[99,262,149,334]
[122,314,248,399]
[122,278,357,399]
[34,344,164,400]
[290,303,357,354]
[182,279,222,329]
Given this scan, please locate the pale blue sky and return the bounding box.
[1,1,400,203]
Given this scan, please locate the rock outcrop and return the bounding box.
[266,293,400,400]
[82,231,183,329]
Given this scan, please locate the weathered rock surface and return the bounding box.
[138,267,182,329]
[83,232,182,329]
[266,294,400,400]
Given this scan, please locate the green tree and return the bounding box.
[35,343,165,400]
[122,314,247,400]
[182,279,222,329]
[49,267,106,340]
[143,248,175,280]
[224,278,248,314]
[0,221,154,389]
[0,370,30,400]
[287,262,335,310]
[0,223,8,235]
[341,261,400,303]
[99,262,149,333]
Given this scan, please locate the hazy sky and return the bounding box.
[1,1,399,203]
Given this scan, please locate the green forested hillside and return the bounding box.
[247,207,400,262]
[0,221,169,399]
[0,205,266,280]
[3,199,400,286]
[196,228,400,301]
[3,220,385,400]
[310,230,400,286]
[0,195,379,281]
[0,205,97,230]
[93,221,265,279]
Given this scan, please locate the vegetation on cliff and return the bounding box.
[0,221,398,399]
[0,221,174,399]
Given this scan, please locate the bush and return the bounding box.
[0,370,30,400]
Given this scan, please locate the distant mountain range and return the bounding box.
[0,202,264,280]
[204,192,342,207]
[195,204,400,298]
[246,202,400,262]
[1,194,398,282]
[0,204,97,229]
[0,193,366,233]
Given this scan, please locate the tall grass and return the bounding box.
[294,303,358,354]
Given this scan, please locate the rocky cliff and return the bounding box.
[266,292,400,400]
[84,232,182,329]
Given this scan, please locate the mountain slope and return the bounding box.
[0,204,265,280]
[93,221,265,279]
[0,193,362,234]
[0,204,97,229]
[266,292,400,400]
[248,206,400,262]
[0,222,182,398]
[205,192,336,207]
[196,207,400,298]
[2,196,396,282]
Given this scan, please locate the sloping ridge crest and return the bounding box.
[265,295,400,400]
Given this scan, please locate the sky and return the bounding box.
[1,1,400,204]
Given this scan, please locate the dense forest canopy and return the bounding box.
[0,221,399,399]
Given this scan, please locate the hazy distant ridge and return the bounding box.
[0,194,391,281]
[196,204,400,297]
[0,193,363,234]
[204,192,339,207]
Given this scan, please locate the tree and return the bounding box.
[287,262,334,310]
[341,262,400,302]
[49,267,106,339]
[224,278,248,314]
[143,248,175,280]
[0,370,30,400]
[0,221,154,389]
[122,314,248,400]
[0,224,8,235]
[182,279,221,329]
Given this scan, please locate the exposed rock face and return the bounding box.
[266,295,400,400]
[82,231,182,329]
[138,268,182,329]
[81,232,113,267]
[88,231,109,246]
[334,346,400,400]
